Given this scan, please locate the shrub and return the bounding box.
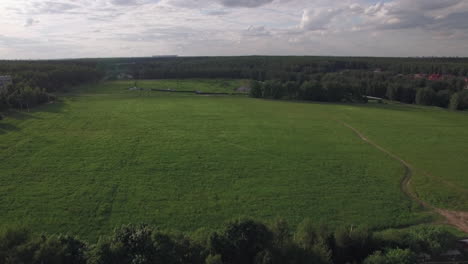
[363,248,417,264]
[208,219,273,264]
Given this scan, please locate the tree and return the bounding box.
[249,81,263,98]
[449,93,460,110]
[333,226,375,264]
[363,249,417,264]
[205,254,223,264]
[208,219,273,264]
[299,80,324,101]
[435,89,451,108]
[386,83,400,101]
[405,226,455,256]
[0,228,88,264]
[415,87,436,106]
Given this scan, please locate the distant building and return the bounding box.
[413,73,427,79]
[428,74,442,81]
[117,73,134,80]
[0,75,12,91]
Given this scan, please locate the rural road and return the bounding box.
[341,121,468,234]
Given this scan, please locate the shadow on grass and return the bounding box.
[353,102,428,113]
[262,97,444,113]
[0,122,19,134]
[0,101,67,134]
[7,100,66,120]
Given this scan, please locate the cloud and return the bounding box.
[219,0,273,8]
[342,0,468,36]
[163,0,275,8]
[109,0,160,6]
[1,0,468,59]
[30,1,81,14]
[300,8,342,31]
[242,25,271,37]
[202,9,230,15]
[24,18,39,27]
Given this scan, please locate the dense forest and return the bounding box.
[1,56,468,114]
[0,61,103,112]
[113,56,468,110]
[1,218,466,264]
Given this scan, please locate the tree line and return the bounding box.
[1,218,465,264]
[249,71,468,110]
[108,56,468,81]
[106,56,468,110]
[2,56,468,113]
[0,61,103,112]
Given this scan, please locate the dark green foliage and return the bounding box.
[0,221,465,264]
[208,219,273,264]
[363,248,417,264]
[415,87,436,106]
[2,56,468,111]
[249,80,263,98]
[0,228,87,264]
[435,89,452,107]
[205,254,223,264]
[0,60,103,111]
[405,226,455,256]
[333,226,375,264]
[450,93,461,110]
[90,224,204,264]
[300,80,325,101]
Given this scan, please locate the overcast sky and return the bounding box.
[1,0,467,59]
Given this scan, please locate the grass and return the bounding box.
[75,79,249,94]
[1,80,467,241]
[333,102,468,211]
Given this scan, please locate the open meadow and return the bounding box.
[1,79,467,241]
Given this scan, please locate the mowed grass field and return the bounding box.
[1,79,467,241]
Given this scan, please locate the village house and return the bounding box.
[428,74,442,81]
[0,75,12,91]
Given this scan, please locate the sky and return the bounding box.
[0,0,468,59]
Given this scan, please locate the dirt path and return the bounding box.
[340,121,468,234]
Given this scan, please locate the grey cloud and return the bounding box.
[24,18,39,27]
[110,0,139,5]
[109,0,151,5]
[203,9,230,15]
[242,25,271,37]
[31,1,81,14]
[430,11,468,30]
[377,11,433,30]
[358,0,468,37]
[166,0,274,8]
[219,0,273,8]
[398,0,462,11]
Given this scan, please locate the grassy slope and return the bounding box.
[1,80,466,240]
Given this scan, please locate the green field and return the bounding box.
[1,79,467,241]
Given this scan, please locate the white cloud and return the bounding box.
[300,8,342,31]
[0,0,467,59]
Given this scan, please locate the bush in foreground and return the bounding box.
[0,220,465,264]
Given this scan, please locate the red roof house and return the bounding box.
[428,74,442,81]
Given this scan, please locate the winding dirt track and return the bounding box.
[340,121,468,234]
